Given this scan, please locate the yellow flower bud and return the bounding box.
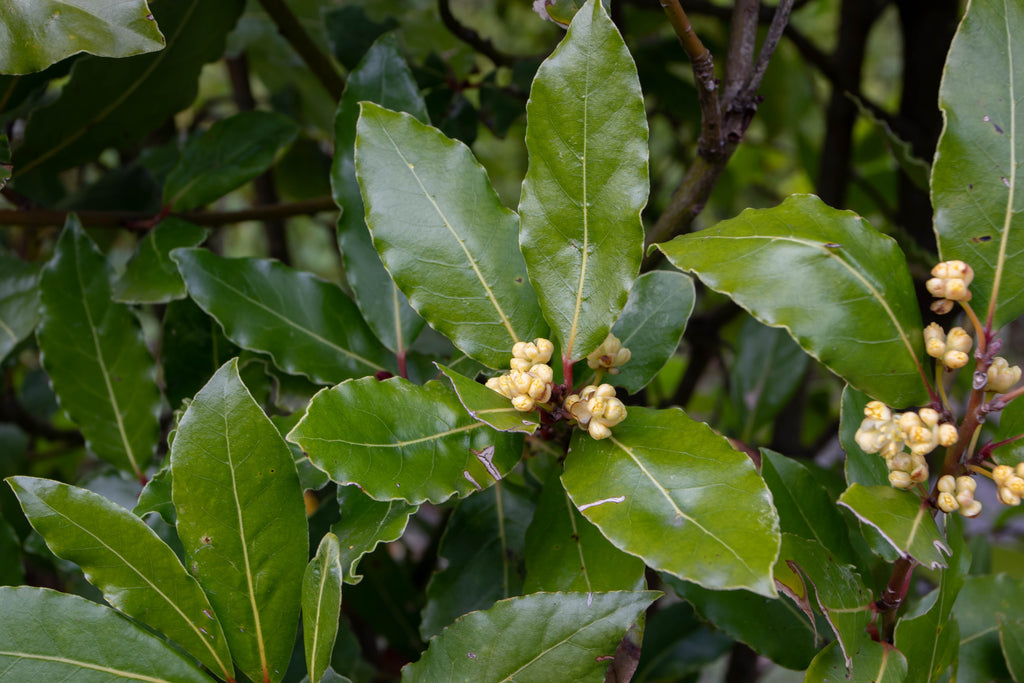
[998,486,1021,506]
[586,334,631,374]
[937,475,956,493]
[889,471,914,489]
[937,492,959,513]
[510,357,533,372]
[512,394,536,412]
[937,423,958,447]
[924,323,945,358]
[1006,476,1024,497]
[993,465,1015,486]
[956,475,976,494]
[926,260,974,302]
[530,363,554,384]
[986,357,1022,394]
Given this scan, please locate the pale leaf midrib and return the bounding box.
[298,421,483,448]
[0,650,189,683]
[990,0,1018,324]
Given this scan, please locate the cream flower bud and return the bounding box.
[533,338,554,364]
[924,323,946,358]
[926,260,974,302]
[937,475,956,493]
[512,341,534,361]
[961,500,983,517]
[937,492,959,513]
[993,465,1015,486]
[1006,476,1024,497]
[956,490,976,508]
[956,476,976,494]
[889,471,914,489]
[931,299,955,315]
[511,394,536,412]
[998,486,1021,506]
[986,357,1022,394]
[1017,463,1024,478]
[530,363,554,384]
[588,421,612,440]
[865,401,892,422]
[510,357,532,372]
[486,375,512,398]
[919,408,940,427]
[586,334,631,374]
[509,369,533,395]
[937,423,958,447]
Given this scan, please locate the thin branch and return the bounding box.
[723,0,759,103]
[255,0,345,99]
[438,0,524,67]
[745,0,796,96]
[0,196,338,230]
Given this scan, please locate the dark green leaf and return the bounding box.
[173,248,389,384]
[37,218,160,479]
[632,602,732,683]
[657,194,929,407]
[952,575,1024,683]
[421,481,536,639]
[804,638,908,683]
[7,476,234,680]
[0,0,164,75]
[438,364,540,434]
[325,6,399,71]
[355,102,546,369]
[0,512,23,586]
[13,0,244,180]
[519,0,647,362]
[303,533,343,683]
[932,0,1024,329]
[562,407,780,596]
[851,94,930,192]
[112,218,207,304]
[332,485,417,584]
[160,296,239,409]
[0,253,39,363]
[524,470,645,593]
[333,35,428,356]
[0,586,214,682]
[289,377,523,504]
[838,484,948,569]
[134,463,174,525]
[164,111,299,211]
[1000,618,1024,682]
[171,359,307,683]
[840,385,891,487]
[402,591,658,683]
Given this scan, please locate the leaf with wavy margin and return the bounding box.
[303,533,343,683]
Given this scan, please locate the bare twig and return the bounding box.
[438,0,524,67]
[255,0,345,99]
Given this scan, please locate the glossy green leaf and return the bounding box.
[657,194,928,407]
[304,533,343,683]
[421,481,535,639]
[165,111,299,211]
[578,270,694,394]
[0,512,23,586]
[761,450,855,564]
[438,364,539,434]
[1000,618,1024,682]
[804,638,908,683]
[170,359,307,683]
[840,385,891,487]
[355,101,546,369]
[519,0,647,362]
[993,389,1024,466]
[562,407,780,596]
[838,484,948,569]
[932,0,1024,329]
[663,575,821,671]
[161,296,239,409]
[952,575,1024,683]
[729,318,809,441]
[894,513,969,683]
[113,218,207,304]
[289,377,523,504]
[37,218,160,479]
[524,470,645,594]
[173,248,389,384]
[134,463,174,525]
[774,534,872,668]
[7,476,234,680]
[0,0,164,75]
[851,94,930,192]
[332,485,417,584]
[333,35,428,356]
[13,0,244,180]
[402,591,658,683]
[0,586,214,682]
[0,253,39,363]
[632,601,732,683]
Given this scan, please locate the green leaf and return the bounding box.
[332,485,417,584]
[0,586,215,682]
[0,512,23,586]
[289,377,523,504]
[333,35,428,356]
[355,101,546,369]
[112,218,208,304]
[7,476,234,680]
[402,591,658,683]
[561,407,780,596]
[932,0,1024,329]
[840,385,891,487]
[170,358,307,683]
[173,248,389,384]
[838,484,949,569]
[13,0,244,180]
[524,470,645,593]
[0,253,40,363]
[519,0,647,362]
[578,270,695,395]
[774,534,872,668]
[657,194,928,407]
[761,450,855,564]
[421,481,536,639]
[303,533,344,683]
[1000,618,1024,682]
[952,575,1024,683]
[851,94,930,192]
[663,575,822,670]
[804,638,908,683]
[164,111,299,211]
[37,218,160,479]
[438,364,540,434]
[0,0,165,75]
[134,463,175,525]
[729,318,809,441]
[161,296,239,409]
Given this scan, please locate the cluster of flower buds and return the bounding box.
[485,338,555,412]
[993,464,1024,506]
[564,384,628,440]
[923,323,973,370]
[586,333,631,375]
[854,402,958,490]
[926,260,974,314]
[936,475,982,517]
[986,357,1022,394]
